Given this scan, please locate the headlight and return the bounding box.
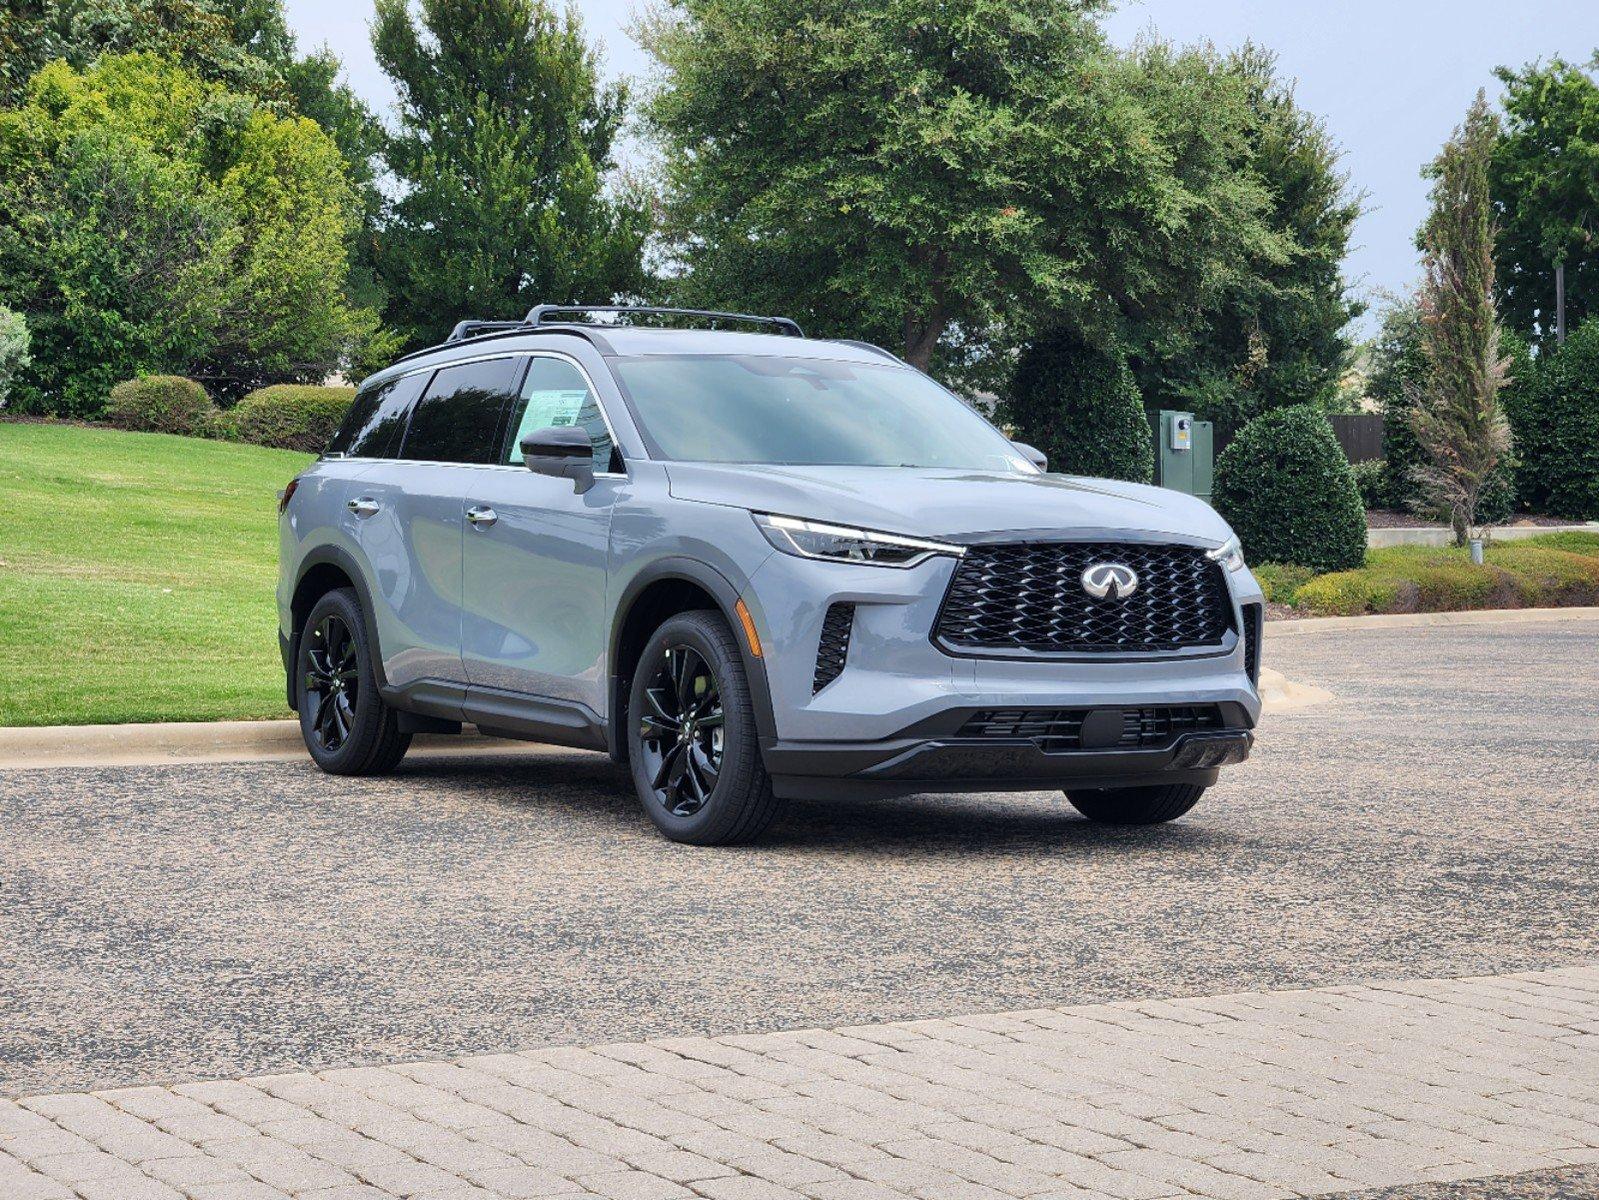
[752,512,964,568]
[1206,534,1247,572]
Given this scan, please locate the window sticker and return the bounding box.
[510,389,591,461]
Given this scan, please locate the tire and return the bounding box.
[297,588,411,776]
[1065,783,1206,826]
[627,610,785,845]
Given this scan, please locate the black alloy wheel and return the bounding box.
[296,588,410,775]
[636,644,726,818]
[302,612,360,753]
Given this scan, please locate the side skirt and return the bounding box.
[382,679,608,753]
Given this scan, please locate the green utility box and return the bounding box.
[1153,410,1214,503]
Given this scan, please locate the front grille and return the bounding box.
[934,542,1233,655]
[957,705,1225,752]
[1242,602,1263,685]
[812,602,855,692]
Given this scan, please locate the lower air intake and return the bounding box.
[813,603,855,693]
[956,705,1226,752]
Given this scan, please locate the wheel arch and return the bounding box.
[287,545,387,710]
[608,558,777,763]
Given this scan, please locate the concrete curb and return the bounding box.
[4,673,1333,768]
[0,720,557,771]
[1268,605,1599,636]
[1367,521,1599,548]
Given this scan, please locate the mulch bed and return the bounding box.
[1365,509,1574,529]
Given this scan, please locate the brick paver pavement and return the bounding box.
[4,965,1598,1200]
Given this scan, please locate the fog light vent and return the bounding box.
[813,603,855,693]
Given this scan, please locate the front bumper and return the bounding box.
[763,702,1254,800]
[741,532,1265,799]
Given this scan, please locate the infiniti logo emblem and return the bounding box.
[1081,562,1139,600]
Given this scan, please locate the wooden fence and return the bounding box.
[1211,412,1385,464]
[1328,413,1385,462]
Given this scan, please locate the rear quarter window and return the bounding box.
[329,372,429,459]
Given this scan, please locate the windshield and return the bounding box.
[609,354,1034,472]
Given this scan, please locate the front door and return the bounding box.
[460,353,625,713]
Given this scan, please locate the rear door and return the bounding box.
[345,356,520,691]
[460,352,625,711]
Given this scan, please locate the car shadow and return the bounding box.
[388,751,1238,859]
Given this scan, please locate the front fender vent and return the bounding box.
[1242,602,1263,686]
[813,603,855,693]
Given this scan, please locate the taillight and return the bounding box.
[278,476,300,514]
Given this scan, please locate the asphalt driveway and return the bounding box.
[3,616,1597,1098]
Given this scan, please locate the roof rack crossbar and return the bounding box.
[446,319,527,343]
[524,304,804,338]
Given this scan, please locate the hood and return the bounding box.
[664,463,1233,545]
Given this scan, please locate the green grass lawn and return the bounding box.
[0,422,312,726]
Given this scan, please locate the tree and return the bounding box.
[997,328,1152,482]
[6,0,287,99]
[1132,46,1362,425]
[1408,93,1515,545]
[0,302,29,408]
[1,1,60,108]
[1367,302,1429,508]
[1504,318,1599,519]
[371,0,648,349]
[638,0,1282,376]
[0,54,376,412]
[1491,55,1599,345]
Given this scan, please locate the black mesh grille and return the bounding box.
[1242,603,1263,685]
[934,542,1233,655]
[957,706,1225,752]
[813,603,855,693]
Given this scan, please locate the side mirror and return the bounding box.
[520,426,596,494]
[1013,441,1048,472]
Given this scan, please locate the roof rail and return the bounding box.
[525,304,804,338]
[446,319,526,343]
[831,338,903,364]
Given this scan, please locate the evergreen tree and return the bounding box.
[1409,93,1515,543]
[1131,46,1361,426]
[371,0,647,349]
[998,328,1152,483]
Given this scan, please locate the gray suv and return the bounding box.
[277,305,1264,844]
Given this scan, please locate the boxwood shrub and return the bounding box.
[1212,405,1367,572]
[230,385,356,452]
[997,328,1153,482]
[104,375,215,436]
[1505,317,1599,520]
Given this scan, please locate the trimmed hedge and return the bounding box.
[1505,317,1599,520]
[104,375,215,436]
[228,385,356,452]
[997,328,1153,482]
[1212,405,1367,572]
[1350,459,1389,510]
[1291,536,1599,616]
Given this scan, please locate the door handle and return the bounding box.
[465,505,498,529]
[347,496,379,518]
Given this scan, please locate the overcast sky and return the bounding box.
[282,0,1599,333]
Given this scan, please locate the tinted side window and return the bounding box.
[399,358,520,464]
[502,356,617,472]
[331,372,428,459]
